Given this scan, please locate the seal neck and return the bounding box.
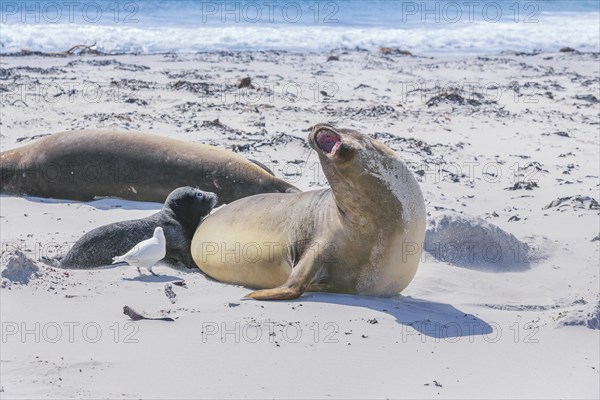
[328,174,396,230]
[327,156,423,232]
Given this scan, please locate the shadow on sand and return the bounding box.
[20,196,162,211]
[123,274,183,283]
[297,293,493,339]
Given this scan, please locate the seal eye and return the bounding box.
[315,129,342,155]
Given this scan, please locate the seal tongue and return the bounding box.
[316,130,341,154]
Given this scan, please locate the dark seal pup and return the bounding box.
[58,187,217,269]
[0,130,299,204]
[191,124,426,300]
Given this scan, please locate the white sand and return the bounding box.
[1,50,599,398]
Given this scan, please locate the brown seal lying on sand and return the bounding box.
[191,124,427,300]
[0,130,299,204]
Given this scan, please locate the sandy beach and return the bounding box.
[1,48,599,398]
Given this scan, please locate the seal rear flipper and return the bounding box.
[249,159,274,176]
[249,159,300,194]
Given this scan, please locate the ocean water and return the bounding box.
[1,1,599,54]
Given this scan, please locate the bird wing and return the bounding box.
[113,237,165,265]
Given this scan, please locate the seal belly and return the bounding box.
[193,225,292,289]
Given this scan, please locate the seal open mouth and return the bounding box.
[315,129,342,156]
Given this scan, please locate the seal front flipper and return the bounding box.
[245,287,302,301]
[244,254,320,301]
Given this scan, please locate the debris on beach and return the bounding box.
[164,283,177,304]
[543,196,600,211]
[169,80,210,94]
[123,306,175,322]
[574,94,599,104]
[237,76,253,89]
[426,91,494,107]
[505,181,539,191]
[378,47,412,56]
